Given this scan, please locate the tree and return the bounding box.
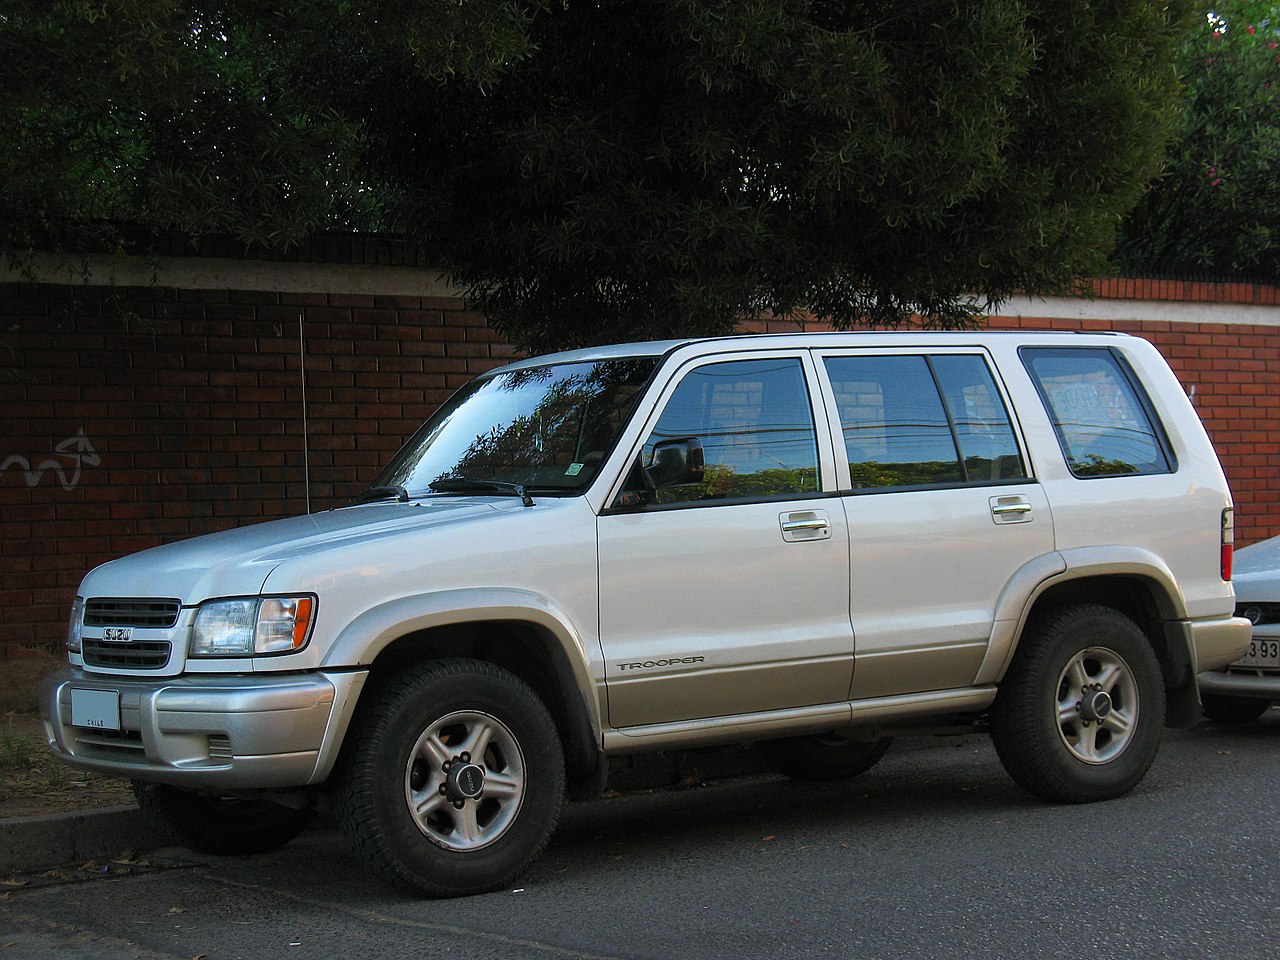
[359,1,1194,350]
[2,2,1193,352]
[1116,3,1280,280]
[0,0,539,254]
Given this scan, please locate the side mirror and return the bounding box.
[645,437,704,489]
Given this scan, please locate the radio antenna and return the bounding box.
[299,312,312,514]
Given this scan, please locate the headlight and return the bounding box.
[66,597,84,656]
[190,596,315,657]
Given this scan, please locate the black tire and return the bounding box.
[132,782,315,856]
[756,733,891,782]
[991,604,1165,804]
[335,659,564,898]
[1202,692,1270,724]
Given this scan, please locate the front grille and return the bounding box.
[1236,602,1280,626]
[85,598,181,628]
[83,639,172,669]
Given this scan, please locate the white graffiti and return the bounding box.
[1,430,100,491]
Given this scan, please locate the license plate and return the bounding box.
[1237,637,1280,670]
[70,688,121,731]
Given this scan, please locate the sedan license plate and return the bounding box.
[1237,637,1280,670]
[70,688,121,731]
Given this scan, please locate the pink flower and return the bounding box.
[1208,166,1216,174]
[1211,178,1223,187]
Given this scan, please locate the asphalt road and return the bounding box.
[3,715,1278,960]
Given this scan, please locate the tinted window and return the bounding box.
[376,358,657,494]
[824,354,1026,489]
[1022,347,1172,478]
[826,356,960,487]
[644,358,819,504]
[931,355,1027,483]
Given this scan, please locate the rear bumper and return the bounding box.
[40,668,367,789]
[1189,616,1254,672]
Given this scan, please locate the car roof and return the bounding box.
[489,329,1130,375]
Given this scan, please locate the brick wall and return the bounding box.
[0,261,515,697]
[2,258,1279,707]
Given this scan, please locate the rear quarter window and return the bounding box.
[1021,347,1174,478]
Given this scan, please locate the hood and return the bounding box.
[1232,534,1280,599]
[78,499,501,603]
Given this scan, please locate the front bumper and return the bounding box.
[40,668,368,789]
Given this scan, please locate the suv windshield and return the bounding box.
[371,357,658,497]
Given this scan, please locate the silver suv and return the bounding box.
[41,331,1250,897]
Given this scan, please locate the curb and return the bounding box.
[0,805,175,875]
[0,746,767,876]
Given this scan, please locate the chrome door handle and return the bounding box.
[780,511,831,542]
[991,503,1032,516]
[782,518,828,532]
[990,495,1034,524]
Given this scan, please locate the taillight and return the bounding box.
[1221,507,1235,581]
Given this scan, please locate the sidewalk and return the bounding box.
[0,746,767,875]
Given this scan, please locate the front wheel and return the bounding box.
[132,782,315,856]
[991,604,1165,803]
[336,659,565,898]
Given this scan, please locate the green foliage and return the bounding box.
[0,723,40,771]
[2,2,1192,351]
[1116,3,1280,278]
[654,464,819,503]
[0,0,540,253]
[362,1,1193,351]
[1071,453,1140,477]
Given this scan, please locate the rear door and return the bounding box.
[815,348,1056,699]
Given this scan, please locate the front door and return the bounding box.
[597,352,853,729]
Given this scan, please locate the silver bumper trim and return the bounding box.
[40,668,368,789]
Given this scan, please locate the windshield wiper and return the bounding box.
[428,477,535,507]
[351,484,411,505]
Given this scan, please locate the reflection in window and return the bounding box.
[931,355,1027,483]
[825,354,1026,489]
[645,358,820,503]
[1022,348,1171,478]
[375,358,657,493]
[826,356,958,487]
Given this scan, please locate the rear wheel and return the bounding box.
[132,782,314,856]
[991,604,1165,803]
[756,733,891,782]
[1202,692,1270,724]
[336,659,564,898]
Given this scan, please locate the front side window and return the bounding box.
[824,354,1026,489]
[642,357,820,504]
[1022,348,1172,478]
[374,358,658,495]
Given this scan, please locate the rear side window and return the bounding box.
[1021,347,1173,478]
[824,354,1027,489]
